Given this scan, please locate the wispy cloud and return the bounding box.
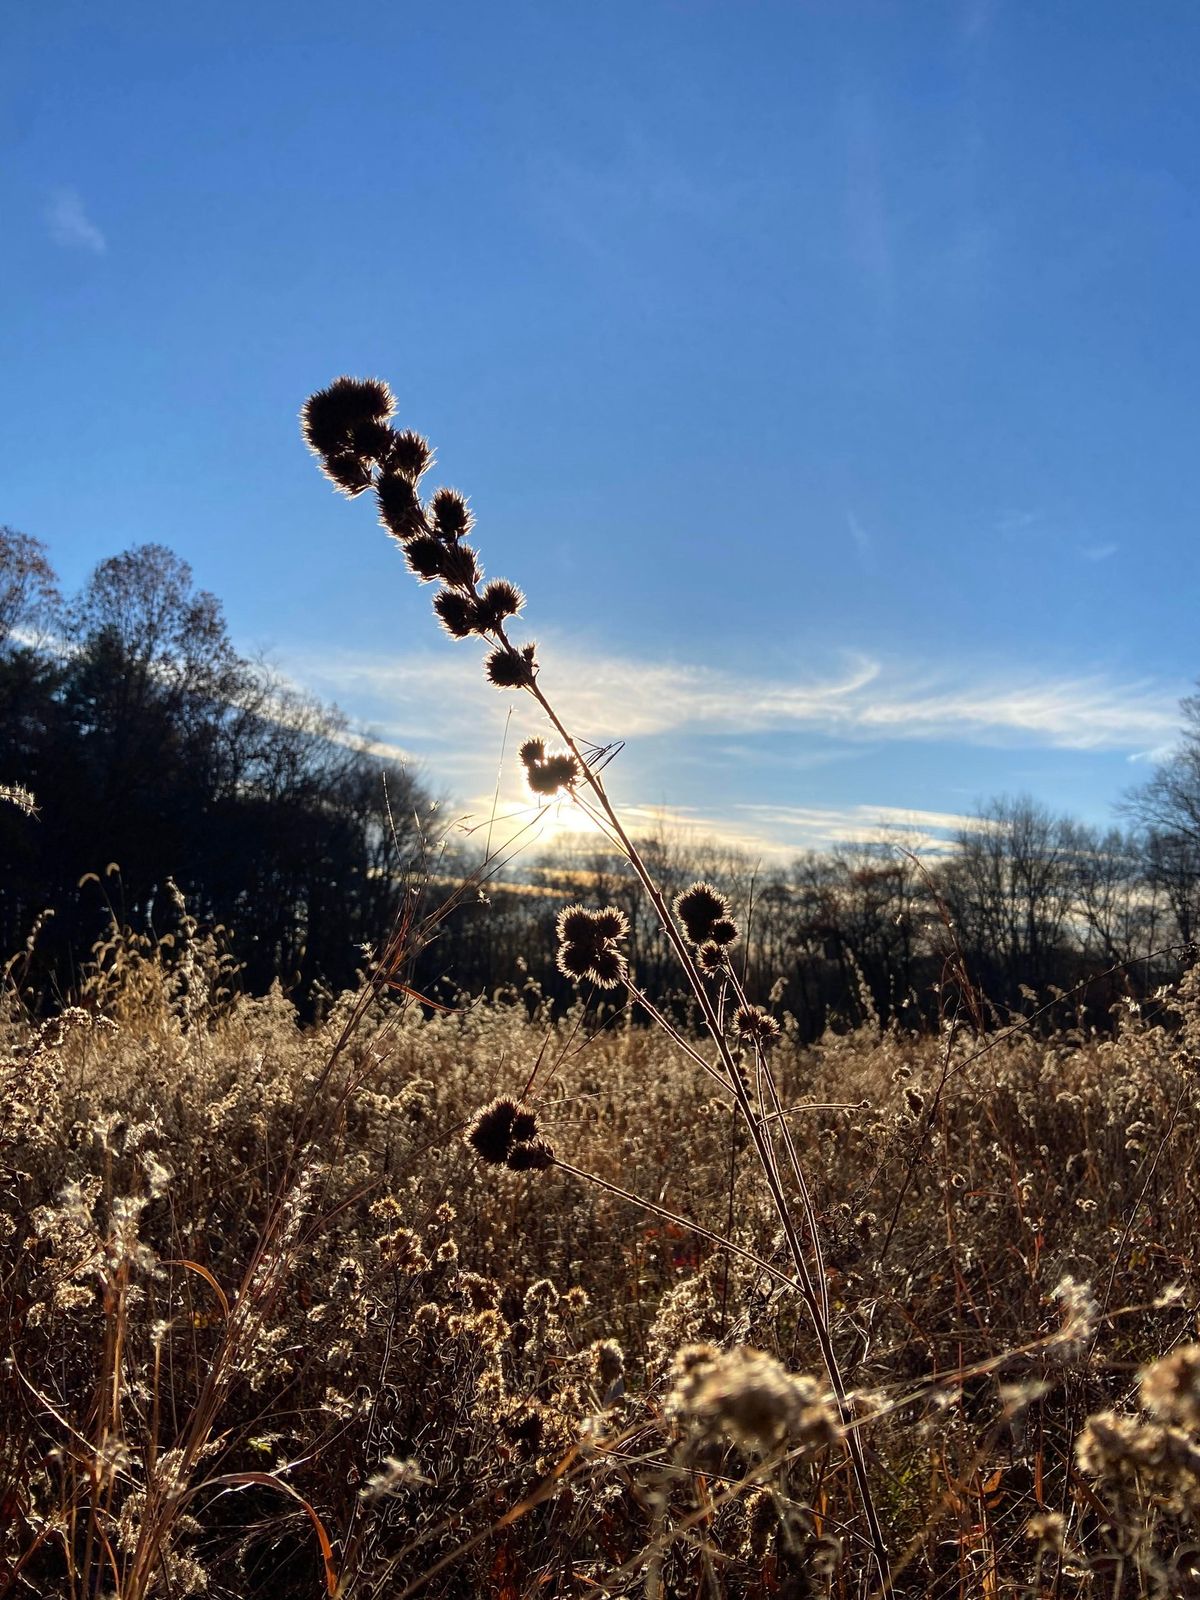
[1080,540,1118,563]
[299,639,1181,754]
[46,189,106,254]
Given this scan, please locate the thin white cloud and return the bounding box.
[1080,541,1118,563]
[46,189,106,254]
[298,640,1182,755]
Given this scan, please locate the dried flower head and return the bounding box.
[320,451,374,497]
[733,1005,781,1048]
[555,905,629,990]
[522,739,580,796]
[465,1097,554,1171]
[403,535,446,582]
[437,542,480,590]
[433,589,480,639]
[485,644,537,689]
[1141,1344,1200,1431]
[674,883,732,945]
[474,579,524,632]
[377,473,425,540]
[696,941,727,977]
[429,487,473,542]
[708,917,740,948]
[351,419,397,463]
[301,376,394,458]
[386,428,433,481]
[667,1344,838,1457]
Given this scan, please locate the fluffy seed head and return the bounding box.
[433,589,480,639]
[586,946,626,988]
[430,487,473,542]
[667,1345,838,1456]
[301,376,395,457]
[675,883,732,945]
[708,917,740,947]
[1141,1345,1200,1430]
[520,738,546,768]
[485,645,537,689]
[377,473,425,540]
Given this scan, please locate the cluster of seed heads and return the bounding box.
[520,737,580,797]
[301,376,536,689]
[673,882,739,975]
[465,1097,555,1171]
[666,1343,839,1457]
[555,905,629,989]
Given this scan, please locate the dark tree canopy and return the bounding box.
[0,536,435,1006]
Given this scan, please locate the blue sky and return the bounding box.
[3,1,1198,859]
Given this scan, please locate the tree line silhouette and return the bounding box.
[2,526,1197,1032]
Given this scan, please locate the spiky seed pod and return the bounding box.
[439,542,480,590]
[485,645,536,689]
[430,487,473,542]
[674,882,732,945]
[403,535,446,582]
[555,940,595,980]
[733,1005,781,1048]
[320,451,374,497]
[465,1097,547,1168]
[708,917,740,947]
[302,377,394,457]
[351,419,397,463]
[592,907,629,941]
[507,1137,556,1171]
[696,941,727,976]
[474,579,525,632]
[557,905,598,945]
[433,589,480,639]
[377,473,425,540]
[527,753,579,795]
[466,1097,523,1164]
[586,945,626,988]
[520,737,546,769]
[386,428,433,481]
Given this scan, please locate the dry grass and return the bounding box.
[3,911,1200,1597]
[5,378,1200,1599]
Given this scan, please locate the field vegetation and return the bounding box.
[3,379,1200,1597]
